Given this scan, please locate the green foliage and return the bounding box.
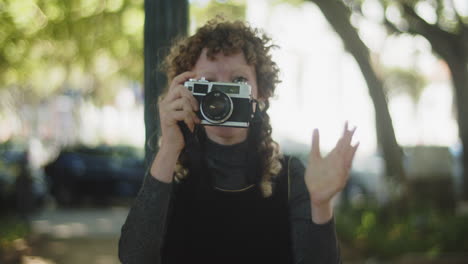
[0,0,248,103]
[359,0,467,33]
[0,0,144,104]
[336,204,468,259]
[190,0,246,31]
[0,215,29,249]
[271,0,305,7]
[383,67,427,104]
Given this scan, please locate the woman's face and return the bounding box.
[192,49,259,145]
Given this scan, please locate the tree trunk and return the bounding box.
[386,3,468,200]
[144,0,188,166]
[446,56,468,200]
[310,0,406,184]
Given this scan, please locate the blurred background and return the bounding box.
[1,0,468,263]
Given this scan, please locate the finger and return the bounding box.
[160,72,196,106]
[164,85,184,103]
[170,110,187,122]
[168,97,193,112]
[342,126,357,147]
[164,85,193,108]
[178,85,199,111]
[344,142,360,169]
[343,120,349,136]
[337,125,357,155]
[171,110,195,132]
[168,85,199,111]
[186,110,202,132]
[311,129,321,159]
[184,114,195,132]
[334,121,347,152]
[191,111,201,124]
[170,71,196,88]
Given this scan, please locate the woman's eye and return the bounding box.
[233,76,247,83]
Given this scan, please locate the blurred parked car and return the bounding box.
[0,141,47,215]
[44,145,145,206]
[279,138,463,208]
[278,138,381,206]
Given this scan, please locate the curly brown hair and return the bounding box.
[161,19,282,197]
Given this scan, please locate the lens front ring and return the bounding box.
[200,91,233,124]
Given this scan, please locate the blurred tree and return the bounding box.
[144,0,188,166]
[0,0,144,105]
[383,67,427,105]
[304,0,468,200]
[190,0,246,30]
[306,0,408,197]
[378,0,468,200]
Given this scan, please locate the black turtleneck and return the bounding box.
[204,137,251,190]
[119,140,341,264]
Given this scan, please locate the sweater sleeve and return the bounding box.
[288,156,342,264]
[118,171,173,264]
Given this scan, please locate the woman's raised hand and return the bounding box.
[304,122,359,208]
[158,71,200,153]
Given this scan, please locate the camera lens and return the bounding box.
[201,91,233,124]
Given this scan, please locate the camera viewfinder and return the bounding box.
[194,83,208,93]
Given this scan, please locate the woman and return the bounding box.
[119,19,358,264]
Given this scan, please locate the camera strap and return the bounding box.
[250,99,263,124]
[246,99,264,185]
[178,121,204,175]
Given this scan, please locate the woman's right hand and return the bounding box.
[158,71,200,154]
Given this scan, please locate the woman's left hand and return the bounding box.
[304,122,359,223]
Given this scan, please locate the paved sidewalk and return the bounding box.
[30,207,129,239]
[28,237,120,264]
[25,206,130,264]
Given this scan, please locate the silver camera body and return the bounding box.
[184,77,253,128]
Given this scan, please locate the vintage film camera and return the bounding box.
[184,77,253,127]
